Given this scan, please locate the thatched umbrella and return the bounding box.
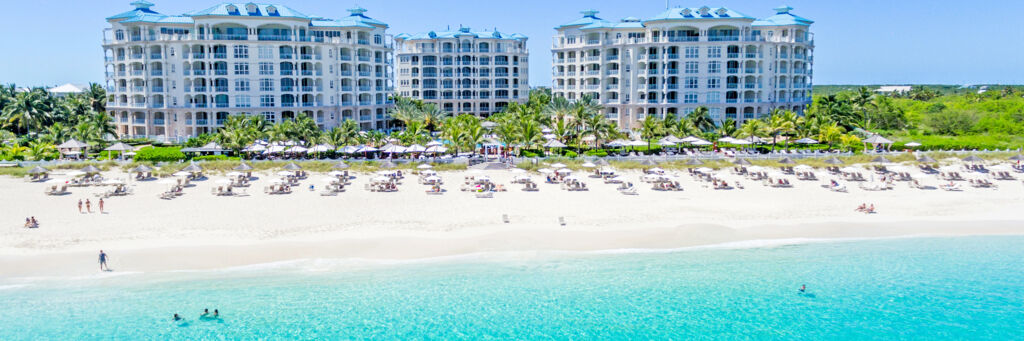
[733,158,752,166]
[331,161,350,169]
[28,166,49,175]
[824,157,844,165]
[962,155,984,163]
[181,162,203,173]
[1009,154,1024,161]
[283,162,303,171]
[80,165,101,174]
[685,158,703,166]
[778,157,796,165]
[916,156,937,163]
[594,159,610,167]
[233,162,254,171]
[870,156,891,163]
[379,160,398,169]
[640,158,659,166]
[131,164,153,173]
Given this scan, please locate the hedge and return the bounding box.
[134,146,185,162]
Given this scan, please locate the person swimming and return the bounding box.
[214,309,219,317]
[800,285,806,293]
[201,308,209,317]
[173,313,182,321]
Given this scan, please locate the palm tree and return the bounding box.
[85,83,107,113]
[388,99,421,128]
[671,117,700,138]
[766,108,794,151]
[2,90,51,136]
[716,118,738,137]
[26,140,56,161]
[640,114,664,149]
[517,117,545,151]
[818,122,844,150]
[737,119,766,139]
[688,106,715,132]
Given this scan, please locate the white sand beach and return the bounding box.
[2,166,1023,277]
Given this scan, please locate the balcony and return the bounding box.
[152,86,164,92]
[359,86,371,91]
[666,69,679,74]
[726,83,738,89]
[281,70,293,76]
[213,34,248,41]
[301,86,313,92]
[339,55,352,61]
[341,86,353,91]
[150,54,162,60]
[213,53,227,59]
[132,86,145,92]
[780,53,789,58]
[280,53,293,59]
[131,70,144,76]
[668,36,700,42]
[727,68,739,74]
[194,86,207,92]
[358,56,372,62]
[666,84,679,89]
[192,53,205,59]
[131,54,144,60]
[281,86,294,91]
[153,118,165,124]
[258,35,292,42]
[359,100,371,105]
[357,39,369,45]
[340,71,352,76]
[215,102,229,108]
[745,53,759,58]
[745,68,757,74]
[133,118,146,124]
[150,70,163,76]
[193,70,207,76]
[358,71,371,77]
[708,36,740,42]
[301,70,313,76]
[726,98,738,103]
[214,69,228,76]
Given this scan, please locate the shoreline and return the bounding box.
[3,219,1022,279]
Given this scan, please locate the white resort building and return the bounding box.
[393,28,529,117]
[103,1,394,141]
[551,6,814,129]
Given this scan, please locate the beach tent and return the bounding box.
[58,139,89,156]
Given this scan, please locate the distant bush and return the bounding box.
[193,155,238,161]
[134,146,184,162]
[521,150,545,158]
[584,149,608,157]
[562,150,578,158]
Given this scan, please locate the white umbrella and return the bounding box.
[406,144,427,153]
[537,168,554,174]
[426,141,444,147]
[381,144,407,153]
[172,171,190,177]
[266,145,286,153]
[556,168,572,174]
[287,146,308,153]
[691,140,713,146]
[339,146,360,154]
[417,164,433,169]
[606,140,626,147]
[628,140,647,147]
[276,171,294,176]
[718,137,738,143]
[550,163,567,168]
[244,144,267,152]
[310,144,334,153]
[581,162,596,168]
[66,170,86,177]
[543,140,567,148]
[328,171,346,177]
[357,146,379,153]
[511,168,527,174]
[425,146,448,153]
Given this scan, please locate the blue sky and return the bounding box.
[1,0,1022,87]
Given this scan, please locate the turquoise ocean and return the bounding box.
[0,236,1022,339]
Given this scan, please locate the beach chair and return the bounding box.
[558,216,566,226]
[502,214,510,224]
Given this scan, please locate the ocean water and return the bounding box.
[1,236,1022,339]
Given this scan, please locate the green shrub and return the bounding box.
[584,149,608,157]
[193,155,238,161]
[562,150,578,158]
[521,150,545,158]
[134,146,185,162]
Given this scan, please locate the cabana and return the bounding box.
[862,135,894,151]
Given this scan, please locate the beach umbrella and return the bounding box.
[226,171,242,177]
[131,165,153,173]
[916,156,937,163]
[172,171,190,177]
[824,157,844,165]
[733,159,752,166]
[731,139,753,145]
[339,146,360,154]
[778,157,796,165]
[104,142,132,152]
[550,163,567,168]
[691,139,713,146]
[417,164,433,169]
[310,144,335,153]
[27,166,49,174]
[543,140,567,148]
[283,162,302,170]
[794,138,819,144]
[542,134,557,140]
[718,137,738,144]
[181,162,203,173]
[406,144,427,153]
[870,156,891,163]
[379,160,397,169]
[233,163,254,171]
[685,158,703,166]
[357,146,379,153]
[594,159,610,166]
[80,165,101,174]
[640,158,659,166]
[332,161,350,169]
[658,139,679,147]
[381,144,407,154]
[287,146,308,153]
[511,168,527,174]
[425,145,448,154]
[537,168,554,174]
[244,144,267,152]
[605,140,626,148]
[581,162,596,168]
[58,139,89,149]
[426,141,444,147]
[962,155,984,163]
[266,145,286,153]
[276,171,293,177]
[1008,154,1024,161]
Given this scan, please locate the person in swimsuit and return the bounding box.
[98,250,109,271]
[174,313,182,321]
[800,285,806,293]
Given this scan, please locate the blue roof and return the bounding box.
[187,3,310,19]
[752,6,813,26]
[120,14,193,24]
[557,10,608,28]
[396,27,527,41]
[645,7,752,22]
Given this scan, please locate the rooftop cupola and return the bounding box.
[580,10,599,19]
[459,27,471,33]
[774,5,794,14]
[348,7,368,17]
[130,0,154,9]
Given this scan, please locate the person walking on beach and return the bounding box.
[98,250,109,271]
[78,199,83,213]
[99,198,105,214]
[85,199,92,213]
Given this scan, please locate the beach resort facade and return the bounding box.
[551,6,814,129]
[103,1,394,141]
[393,28,529,117]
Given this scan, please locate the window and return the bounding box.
[685,62,699,74]
[685,77,698,89]
[708,61,721,74]
[684,92,698,104]
[258,46,274,59]
[234,95,251,108]
[707,77,721,89]
[685,46,699,58]
[235,78,250,92]
[233,45,249,59]
[710,107,722,119]
[707,46,722,58]
[260,95,275,107]
[234,62,249,75]
[259,78,274,91]
[259,62,274,75]
[707,91,721,103]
